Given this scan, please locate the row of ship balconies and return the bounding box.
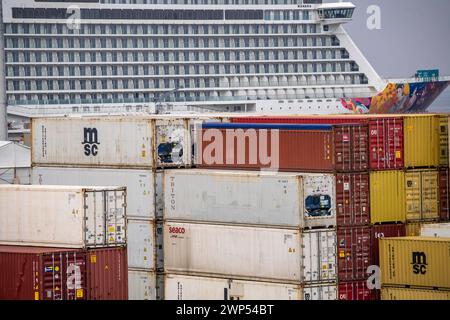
[7,74,368,92]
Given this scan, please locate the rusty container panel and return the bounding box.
[336,173,370,226]
[371,224,406,266]
[338,281,378,300]
[337,226,372,282]
[198,123,334,172]
[86,247,128,300]
[333,124,369,172]
[369,117,404,170]
[439,168,450,221]
[0,246,86,300]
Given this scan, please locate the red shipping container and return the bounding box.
[338,280,378,300]
[0,246,127,300]
[337,226,372,282]
[336,173,370,226]
[368,117,404,170]
[87,247,128,300]
[371,224,406,266]
[439,168,450,221]
[198,123,369,172]
[230,115,404,171]
[0,246,86,300]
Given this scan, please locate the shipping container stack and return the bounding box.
[0,185,128,300]
[28,114,227,300]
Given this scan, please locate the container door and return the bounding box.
[105,189,127,246]
[336,173,370,226]
[352,227,372,281]
[421,171,439,220]
[405,172,422,221]
[84,190,106,246]
[64,251,87,300]
[337,228,353,282]
[317,230,337,283]
[333,126,352,172]
[438,169,450,221]
[41,253,65,300]
[369,119,386,170]
[351,125,369,172]
[439,115,448,167]
[336,174,352,226]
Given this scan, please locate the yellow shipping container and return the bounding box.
[405,169,439,221]
[406,221,438,236]
[404,115,440,168]
[439,115,448,167]
[370,171,406,224]
[380,237,450,289]
[381,287,450,300]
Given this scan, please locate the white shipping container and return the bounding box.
[164,274,302,300]
[164,170,336,228]
[32,117,154,168]
[32,166,155,219]
[303,284,337,300]
[128,269,156,300]
[164,222,302,282]
[420,223,450,238]
[127,219,156,270]
[0,185,126,248]
[302,229,337,283]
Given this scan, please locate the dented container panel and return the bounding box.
[0,185,126,248]
[164,274,303,300]
[164,222,302,282]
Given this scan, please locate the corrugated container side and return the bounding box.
[0,247,87,300]
[302,229,337,283]
[87,247,128,300]
[370,171,406,224]
[32,166,155,220]
[439,168,450,221]
[338,281,378,300]
[31,117,154,168]
[163,222,302,282]
[337,226,372,282]
[420,223,450,238]
[164,274,303,300]
[332,124,369,172]
[405,169,439,221]
[404,115,440,168]
[371,224,406,266]
[369,117,404,170]
[229,115,366,125]
[198,126,335,172]
[303,284,337,300]
[381,287,450,300]
[127,219,155,270]
[379,237,450,289]
[336,173,370,226]
[0,185,126,248]
[128,269,156,300]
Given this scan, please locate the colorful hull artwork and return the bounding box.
[341,80,450,114]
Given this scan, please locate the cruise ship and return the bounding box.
[2,0,449,116]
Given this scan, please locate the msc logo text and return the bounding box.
[82,128,100,156]
[411,251,427,275]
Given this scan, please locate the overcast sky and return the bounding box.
[332,0,450,78]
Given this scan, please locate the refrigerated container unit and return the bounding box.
[163,274,303,300]
[196,123,369,173]
[0,245,128,300]
[379,237,450,290]
[0,185,126,248]
[230,115,405,171]
[163,169,336,229]
[32,166,155,220]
